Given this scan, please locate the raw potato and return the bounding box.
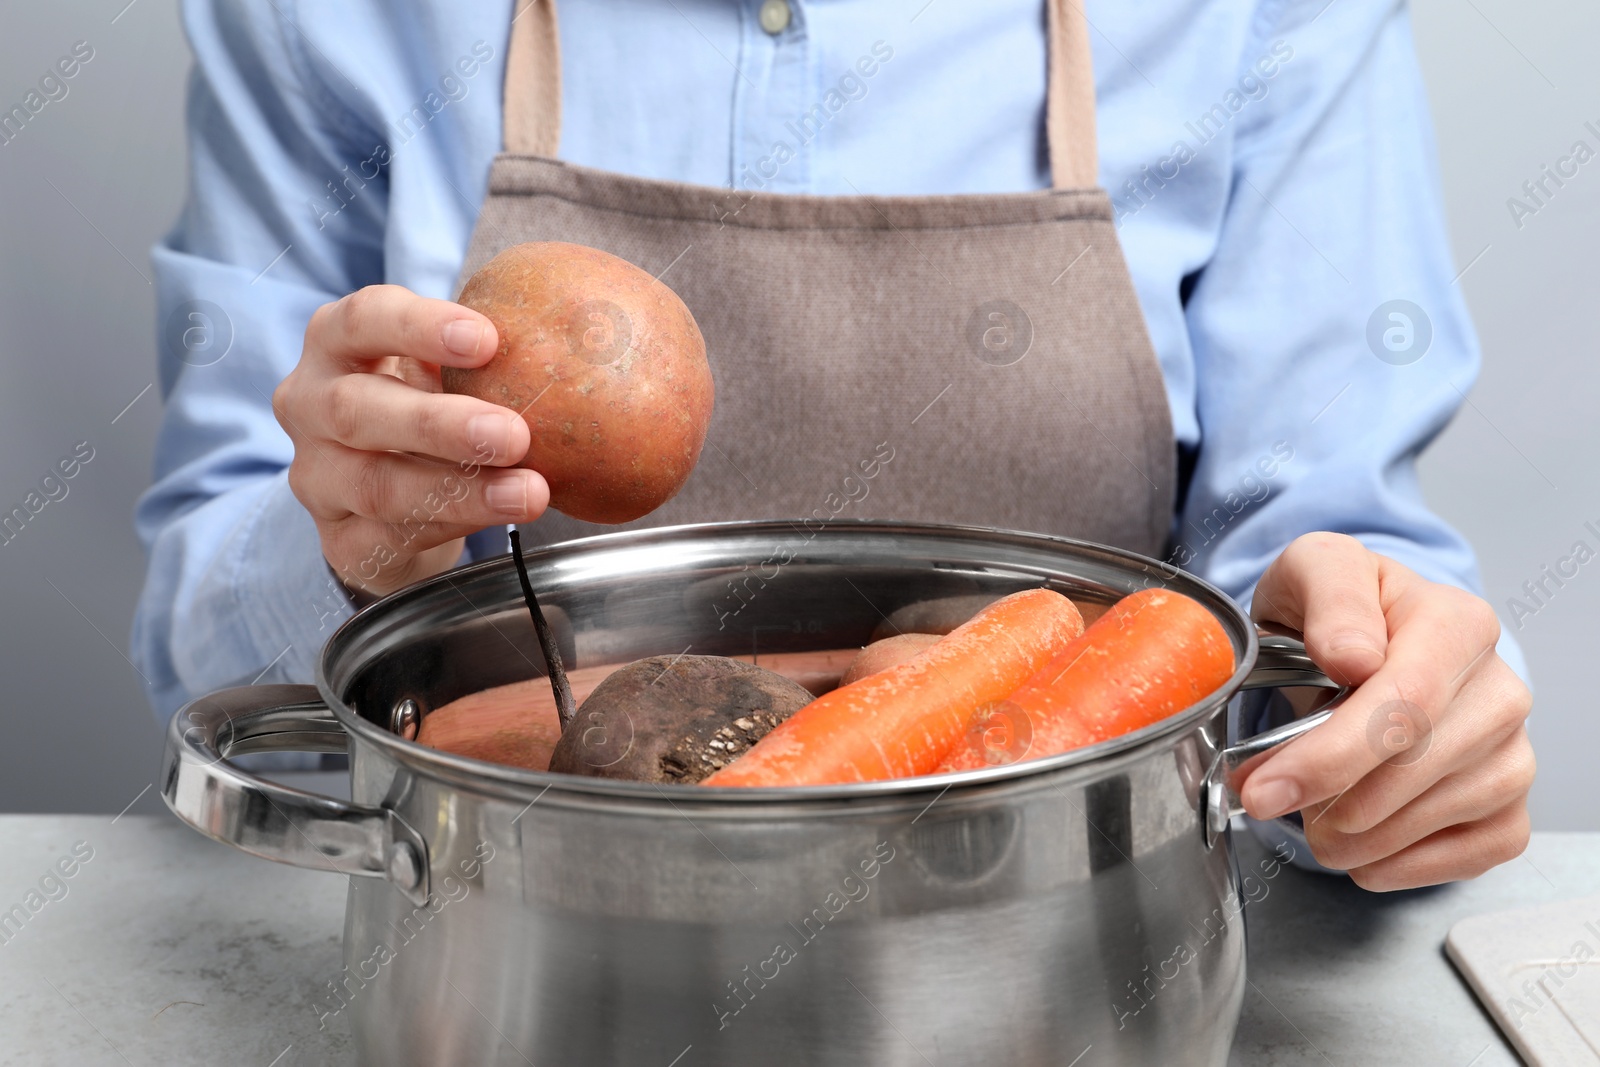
[869,595,1001,642]
[870,593,1106,642]
[550,655,813,783]
[840,633,942,686]
[442,241,714,524]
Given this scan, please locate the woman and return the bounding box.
[134,0,1534,890]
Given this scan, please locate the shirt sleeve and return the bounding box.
[1175,0,1527,680]
[131,0,388,722]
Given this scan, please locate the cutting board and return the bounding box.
[1447,893,1600,1064]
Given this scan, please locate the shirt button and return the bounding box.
[758,0,792,35]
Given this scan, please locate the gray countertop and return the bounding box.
[0,815,1593,1066]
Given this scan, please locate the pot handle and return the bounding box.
[160,684,430,905]
[1200,633,1347,848]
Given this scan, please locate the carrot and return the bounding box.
[937,588,1234,772]
[701,589,1084,787]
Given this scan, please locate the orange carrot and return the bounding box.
[938,588,1234,772]
[702,589,1084,787]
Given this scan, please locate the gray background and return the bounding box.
[0,0,1593,827]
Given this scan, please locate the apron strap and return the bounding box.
[1046,0,1099,188]
[500,0,1098,189]
[503,0,562,159]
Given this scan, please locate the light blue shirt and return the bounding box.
[134,0,1522,722]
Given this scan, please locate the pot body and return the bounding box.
[170,521,1328,1066]
[335,720,1243,1066]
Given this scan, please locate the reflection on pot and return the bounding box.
[909,806,1020,886]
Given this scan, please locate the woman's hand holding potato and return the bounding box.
[273,284,550,598]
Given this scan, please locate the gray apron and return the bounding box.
[463,0,1175,556]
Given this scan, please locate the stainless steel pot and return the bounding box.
[161,521,1338,1066]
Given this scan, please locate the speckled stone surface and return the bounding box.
[1229,830,1600,1066]
[0,815,350,1066]
[1,816,1595,1065]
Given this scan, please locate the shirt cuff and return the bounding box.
[464,523,511,563]
[229,471,355,690]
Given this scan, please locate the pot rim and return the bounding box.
[315,518,1259,803]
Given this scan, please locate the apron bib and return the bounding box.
[463,0,1175,556]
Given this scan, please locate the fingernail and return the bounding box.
[442,319,485,358]
[467,414,513,460]
[1328,630,1382,656]
[1248,777,1301,820]
[485,475,528,516]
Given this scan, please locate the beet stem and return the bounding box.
[509,529,577,730]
